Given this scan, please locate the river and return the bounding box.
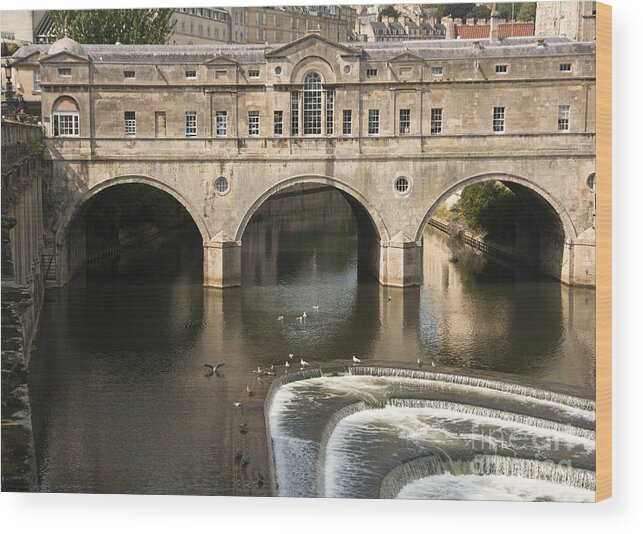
[29,189,595,495]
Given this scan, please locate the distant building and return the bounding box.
[170,7,229,44]
[536,1,596,41]
[0,10,47,45]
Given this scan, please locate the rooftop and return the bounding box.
[455,22,535,40]
[10,34,594,65]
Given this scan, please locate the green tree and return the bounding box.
[497,3,523,20]
[379,6,401,20]
[517,3,537,21]
[458,181,518,239]
[49,9,174,45]
[464,5,491,21]
[421,4,475,20]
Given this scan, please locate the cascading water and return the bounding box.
[266,368,596,501]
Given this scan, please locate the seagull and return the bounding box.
[300,358,310,368]
[302,312,307,319]
[270,364,274,371]
[277,315,284,321]
[388,296,392,301]
[297,316,303,323]
[312,306,319,311]
[431,361,436,367]
[233,402,243,407]
[288,353,294,360]
[246,385,256,397]
[253,366,262,373]
[204,363,225,376]
[352,355,361,364]
[417,358,423,368]
[285,361,290,368]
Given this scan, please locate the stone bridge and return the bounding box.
[46,134,595,288]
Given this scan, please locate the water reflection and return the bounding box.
[29,189,595,494]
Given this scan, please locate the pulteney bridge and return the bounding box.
[10,33,596,287]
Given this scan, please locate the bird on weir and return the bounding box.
[352,355,362,364]
[300,358,310,368]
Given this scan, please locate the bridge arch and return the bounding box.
[234,174,390,243]
[56,174,210,246]
[414,172,578,243]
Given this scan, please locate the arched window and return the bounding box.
[303,72,322,135]
[52,96,80,137]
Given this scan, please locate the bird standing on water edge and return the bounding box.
[352,355,361,365]
[204,363,225,376]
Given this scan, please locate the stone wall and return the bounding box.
[1,120,46,491]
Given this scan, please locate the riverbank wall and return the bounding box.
[1,120,46,491]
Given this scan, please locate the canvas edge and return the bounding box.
[595,0,612,503]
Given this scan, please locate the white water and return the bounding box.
[267,373,596,500]
[397,474,594,502]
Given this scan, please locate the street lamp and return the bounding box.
[3,61,15,114]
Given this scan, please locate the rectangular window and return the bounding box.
[399,109,410,135]
[559,63,572,72]
[53,112,79,137]
[368,109,379,135]
[248,69,260,78]
[216,111,227,136]
[274,110,283,135]
[366,68,378,77]
[33,70,41,91]
[399,66,412,76]
[123,70,135,79]
[558,105,570,132]
[124,111,136,137]
[430,108,443,135]
[185,70,197,79]
[326,89,335,135]
[291,91,299,136]
[493,106,505,133]
[495,64,508,74]
[155,111,166,137]
[215,70,227,80]
[58,68,72,77]
[342,109,352,135]
[431,66,443,76]
[185,111,197,137]
[248,111,260,136]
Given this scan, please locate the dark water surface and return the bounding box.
[29,191,595,494]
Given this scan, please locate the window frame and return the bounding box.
[52,111,80,137]
[430,108,443,135]
[492,106,505,134]
[248,111,260,136]
[559,63,573,73]
[185,70,197,79]
[303,72,323,135]
[215,111,228,137]
[123,70,136,80]
[342,109,352,136]
[495,64,508,74]
[366,68,378,77]
[399,108,411,135]
[124,111,136,137]
[273,110,284,136]
[58,67,72,78]
[558,105,571,132]
[431,66,443,77]
[368,109,380,136]
[32,70,41,92]
[185,111,198,137]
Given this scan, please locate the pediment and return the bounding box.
[40,51,90,63]
[205,54,238,66]
[266,33,359,59]
[388,51,425,63]
[10,51,42,66]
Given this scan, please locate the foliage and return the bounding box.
[49,9,175,45]
[517,3,537,21]
[457,181,518,239]
[378,6,401,20]
[496,3,537,21]
[464,5,491,21]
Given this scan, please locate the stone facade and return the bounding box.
[8,33,596,288]
[536,1,597,41]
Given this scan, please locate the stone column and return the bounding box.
[378,239,423,287]
[204,239,242,288]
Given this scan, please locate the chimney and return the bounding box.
[490,3,500,42]
[444,17,456,40]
